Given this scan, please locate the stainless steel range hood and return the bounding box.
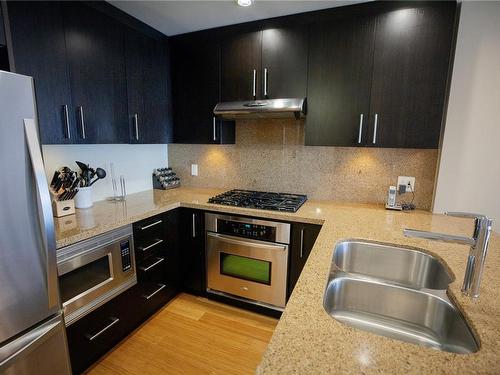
[213,98,306,120]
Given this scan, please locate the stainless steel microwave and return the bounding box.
[57,225,137,326]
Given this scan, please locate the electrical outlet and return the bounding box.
[397,176,415,194]
[191,164,198,176]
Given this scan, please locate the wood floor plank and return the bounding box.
[87,293,278,375]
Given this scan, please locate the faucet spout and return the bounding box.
[403,212,492,299]
[403,229,475,246]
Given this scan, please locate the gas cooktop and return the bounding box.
[208,189,307,213]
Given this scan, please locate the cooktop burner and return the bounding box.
[208,189,307,213]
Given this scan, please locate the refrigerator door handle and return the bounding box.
[24,119,59,310]
[0,315,62,371]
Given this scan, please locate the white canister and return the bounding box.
[75,186,93,209]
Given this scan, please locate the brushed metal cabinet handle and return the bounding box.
[134,113,139,141]
[143,284,166,300]
[140,257,165,272]
[358,114,363,144]
[140,220,162,230]
[213,117,217,141]
[86,317,119,341]
[78,106,86,140]
[252,69,256,98]
[139,239,163,252]
[299,228,305,258]
[192,213,196,238]
[63,105,70,139]
[372,113,378,144]
[264,68,268,97]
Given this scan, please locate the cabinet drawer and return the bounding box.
[137,255,167,284]
[135,237,167,263]
[133,215,165,242]
[66,299,128,373]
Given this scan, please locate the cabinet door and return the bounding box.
[287,223,321,299]
[8,1,75,144]
[261,26,308,99]
[63,3,129,144]
[0,4,9,71]
[180,209,206,295]
[221,30,262,101]
[172,32,234,144]
[126,28,172,144]
[368,3,456,148]
[305,13,375,146]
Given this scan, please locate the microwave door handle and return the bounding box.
[24,119,59,310]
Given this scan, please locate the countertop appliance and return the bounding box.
[0,70,72,374]
[208,189,307,212]
[206,213,290,310]
[213,98,306,120]
[57,225,137,326]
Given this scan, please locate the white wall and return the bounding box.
[433,1,500,229]
[42,144,168,202]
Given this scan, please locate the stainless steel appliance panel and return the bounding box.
[206,232,288,308]
[0,71,60,344]
[57,225,137,325]
[0,314,71,374]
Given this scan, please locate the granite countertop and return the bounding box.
[55,187,500,373]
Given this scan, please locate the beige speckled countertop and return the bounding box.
[55,187,500,373]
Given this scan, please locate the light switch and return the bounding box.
[191,164,198,176]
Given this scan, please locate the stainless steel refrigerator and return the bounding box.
[0,70,71,374]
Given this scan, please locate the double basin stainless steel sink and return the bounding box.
[324,240,479,354]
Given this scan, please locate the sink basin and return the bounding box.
[334,240,453,289]
[324,273,479,354]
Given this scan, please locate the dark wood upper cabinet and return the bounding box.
[261,26,308,99]
[171,32,235,144]
[126,28,172,144]
[306,13,375,146]
[0,4,9,71]
[8,1,75,144]
[63,3,129,144]
[368,3,456,148]
[221,30,262,101]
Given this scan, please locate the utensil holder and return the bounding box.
[52,199,76,217]
[75,187,93,209]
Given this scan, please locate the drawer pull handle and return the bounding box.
[85,317,119,341]
[299,228,305,258]
[139,239,164,252]
[143,284,166,300]
[140,257,165,272]
[140,220,162,230]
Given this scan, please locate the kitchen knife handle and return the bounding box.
[78,106,86,140]
[252,69,256,98]
[134,113,139,141]
[358,114,363,144]
[264,68,268,97]
[63,105,71,139]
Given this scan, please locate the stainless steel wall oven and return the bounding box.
[206,213,290,310]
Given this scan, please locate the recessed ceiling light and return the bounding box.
[237,0,253,7]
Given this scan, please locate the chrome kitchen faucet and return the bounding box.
[404,212,493,299]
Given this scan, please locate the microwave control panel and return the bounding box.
[120,240,132,271]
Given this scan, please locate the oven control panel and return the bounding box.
[217,219,276,242]
[120,240,132,271]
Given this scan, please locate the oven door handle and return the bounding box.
[207,232,287,251]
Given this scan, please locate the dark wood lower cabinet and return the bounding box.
[66,210,180,374]
[180,208,206,295]
[287,222,322,299]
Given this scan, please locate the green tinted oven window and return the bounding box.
[220,253,271,285]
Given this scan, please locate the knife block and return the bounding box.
[52,199,76,217]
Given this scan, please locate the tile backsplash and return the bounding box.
[168,119,438,209]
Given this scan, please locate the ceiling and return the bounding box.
[108,1,367,36]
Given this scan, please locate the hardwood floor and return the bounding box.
[87,293,278,375]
